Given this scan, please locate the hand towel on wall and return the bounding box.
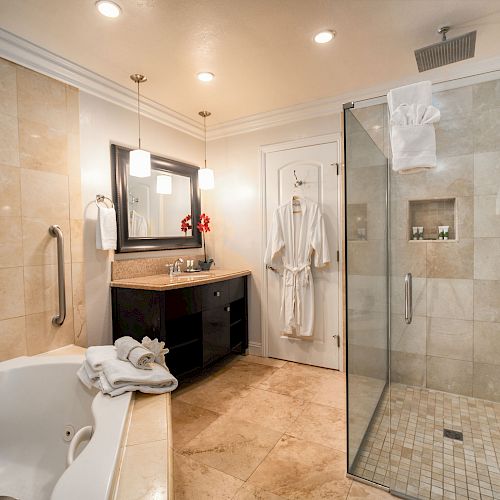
[387,80,440,174]
[96,206,117,250]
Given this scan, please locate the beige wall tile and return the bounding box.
[70,219,84,262]
[426,356,473,396]
[427,317,473,361]
[0,112,19,166]
[433,86,473,118]
[19,118,68,175]
[0,58,17,117]
[391,314,426,355]
[0,316,27,361]
[474,280,500,323]
[427,278,473,320]
[69,175,83,220]
[25,309,74,355]
[0,164,21,217]
[474,195,500,238]
[427,239,473,279]
[474,238,500,280]
[66,86,80,135]
[347,240,386,276]
[473,362,500,402]
[16,66,67,131]
[0,267,25,320]
[23,263,73,315]
[71,262,87,347]
[435,117,473,157]
[0,217,23,268]
[20,168,69,220]
[473,107,500,154]
[390,351,426,386]
[456,196,474,239]
[474,152,500,196]
[22,217,71,266]
[474,321,500,365]
[67,131,80,177]
[390,240,426,277]
[472,80,500,111]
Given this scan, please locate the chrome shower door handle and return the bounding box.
[405,272,413,325]
[49,225,66,326]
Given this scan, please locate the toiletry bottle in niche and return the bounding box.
[418,227,424,240]
[412,227,418,240]
[443,226,449,240]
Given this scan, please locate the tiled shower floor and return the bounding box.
[352,384,500,499]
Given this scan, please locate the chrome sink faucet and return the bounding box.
[173,258,184,275]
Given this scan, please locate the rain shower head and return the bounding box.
[414,26,476,72]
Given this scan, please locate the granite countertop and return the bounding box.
[41,345,173,499]
[110,268,251,291]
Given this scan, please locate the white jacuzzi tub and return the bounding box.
[0,354,132,500]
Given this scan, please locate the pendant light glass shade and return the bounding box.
[129,74,151,178]
[198,168,215,190]
[156,174,172,194]
[198,110,215,190]
[129,149,151,177]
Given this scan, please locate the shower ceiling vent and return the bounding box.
[415,27,476,72]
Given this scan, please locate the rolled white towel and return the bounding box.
[100,358,177,389]
[115,336,155,370]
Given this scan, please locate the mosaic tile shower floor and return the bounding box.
[352,384,500,500]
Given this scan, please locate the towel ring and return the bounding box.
[95,194,114,208]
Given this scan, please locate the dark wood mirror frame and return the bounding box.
[111,144,202,253]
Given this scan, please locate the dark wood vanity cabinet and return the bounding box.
[111,276,248,379]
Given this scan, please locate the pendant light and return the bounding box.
[198,111,215,190]
[129,74,151,178]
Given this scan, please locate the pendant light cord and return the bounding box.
[137,80,141,149]
[204,114,207,169]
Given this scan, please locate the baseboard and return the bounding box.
[247,341,263,357]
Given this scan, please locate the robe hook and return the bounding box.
[293,170,304,188]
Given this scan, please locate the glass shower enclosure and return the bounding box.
[345,78,500,500]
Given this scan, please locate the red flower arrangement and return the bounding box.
[180,214,192,235]
[197,213,211,263]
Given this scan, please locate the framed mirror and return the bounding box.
[111,144,202,252]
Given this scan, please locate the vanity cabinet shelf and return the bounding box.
[111,276,248,380]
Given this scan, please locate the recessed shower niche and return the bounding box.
[408,198,456,241]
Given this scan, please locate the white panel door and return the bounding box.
[264,140,340,369]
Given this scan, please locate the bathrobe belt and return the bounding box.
[282,263,311,327]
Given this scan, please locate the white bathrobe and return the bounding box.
[265,197,330,337]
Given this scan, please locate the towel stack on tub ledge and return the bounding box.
[77,337,178,396]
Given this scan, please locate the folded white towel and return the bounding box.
[100,358,176,388]
[96,206,117,250]
[115,336,155,370]
[98,371,178,397]
[387,81,440,174]
[86,345,117,371]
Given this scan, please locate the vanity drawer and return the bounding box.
[164,287,202,320]
[228,277,245,302]
[202,282,229,310]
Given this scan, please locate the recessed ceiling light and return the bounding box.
[197,72,215,82]
[96,0,122,18]
[314,30,335,44]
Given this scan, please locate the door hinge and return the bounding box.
[336,250,339,262]
[336,163,339,175]
[333,334,340,347]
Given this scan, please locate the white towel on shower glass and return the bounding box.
[96,206,117,250]
[387,81,440,174]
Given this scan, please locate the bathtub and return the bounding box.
[0,354,132,500]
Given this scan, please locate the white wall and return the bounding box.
[205,114,341,351]
[79,92,204,346]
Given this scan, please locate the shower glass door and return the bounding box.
[344,104,390,484]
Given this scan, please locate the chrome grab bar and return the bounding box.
[405,272,413,325]
[49,225,66,326]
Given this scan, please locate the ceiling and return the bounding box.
[1,0,500,125]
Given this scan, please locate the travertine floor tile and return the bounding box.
[171,399,220,450]
[248,435,352,499]
[173,453,243,500]
[347,481,394,499]
[232,483,286,499]
[180,414,282,480]
[212,360,278,387]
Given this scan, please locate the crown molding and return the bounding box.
[2,28,500,142]
[0,28,204,140]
